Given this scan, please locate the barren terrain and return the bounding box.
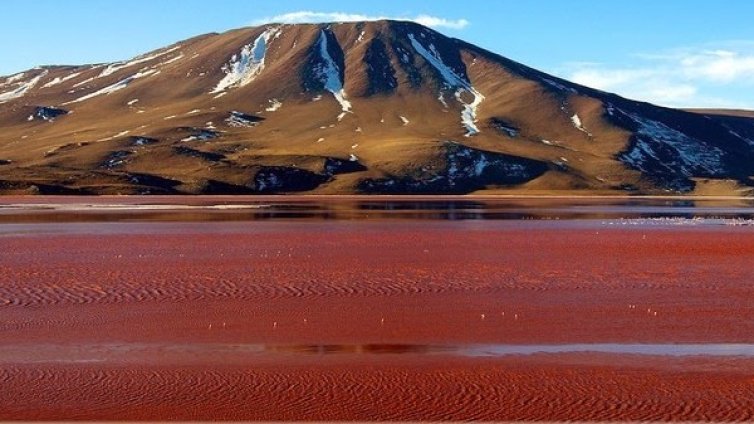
[2,21,754,195]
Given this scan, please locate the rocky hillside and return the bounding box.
[1,20,753,195]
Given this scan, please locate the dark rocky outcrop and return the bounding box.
[101,150,133,169]
[180,127,220,142]
[226,111,264,127]
[324,157,367,175]
[30,106,68,122]
[302,28,346,93]
[254,166,329,193]
[358,141,548,194]
[173,146,226,162]
[129,136,159,146]
[364,38,398,95]
[488,118,519,137]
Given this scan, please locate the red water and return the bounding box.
[1,217,754,420]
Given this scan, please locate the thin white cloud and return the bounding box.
[558,43,754,109]
[679,50,754,82]
[253,11,469,30]
[411,14,469,30]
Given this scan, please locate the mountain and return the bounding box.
[2,20,754,195]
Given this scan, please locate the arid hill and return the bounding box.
[1,20,754,195]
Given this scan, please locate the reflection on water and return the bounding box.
[235,343,754,357]
[462,343,754,357]
[1,197,754,223]
[5,343,754,364]
[265,343,443,355]
[257,343,754,357]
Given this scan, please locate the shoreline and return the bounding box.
[1,193,754,201]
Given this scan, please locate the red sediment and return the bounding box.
[1,220,754,420]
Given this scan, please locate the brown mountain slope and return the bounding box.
[1,20,754,195]
[687,109,754,118]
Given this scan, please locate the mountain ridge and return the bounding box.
[1,20,754,195]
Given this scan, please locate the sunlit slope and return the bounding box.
[1,21,753,195]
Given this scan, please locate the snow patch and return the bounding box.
[541,139,555,146]
[42,72,81,88]
[181,128,219,142]
[159,53,184,66]
[63,69,159,104]
[102,150,132,168]
[0,72,26,87]
[97,130,130,142]
[312,30,352,118]
[571,114,592,136]
[72,76,96,89]
[97,45,181,79]
[438,92,448,108]
[265,98,282,112]
[614,107,725,176]
[490,119,519,137]
[719,124,754,147]
[542,78,577,94]
[0,71,48,103]
[225,111,261,127]
[131,136,156,146]
[211,27,281,94]
[408,34,484,136]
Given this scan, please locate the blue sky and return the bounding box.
[2,0,754,109]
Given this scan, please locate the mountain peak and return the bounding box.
[1,22,753,196]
